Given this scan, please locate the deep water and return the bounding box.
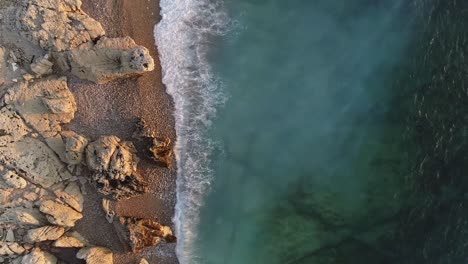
[156,0,468,263]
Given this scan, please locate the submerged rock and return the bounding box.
[119,217,176,253]
[56,37,155,84]
[76,247,112,264]
[85,136,147,200]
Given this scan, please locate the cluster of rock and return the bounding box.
[1,0,154,85]
[0,0,173,263]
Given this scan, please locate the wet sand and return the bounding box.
[67,0,179,263]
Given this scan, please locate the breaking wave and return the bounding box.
[155,0,231,262]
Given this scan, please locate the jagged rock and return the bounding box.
[21,248,57,264]
[3,77,77,138]
[16,0,105,52]
[101,199,115,223]
[60,131,88,165]
[0,208,47,227]
[1,170,27,189]
[54,182,84,212]
[0,242,25,256]
[52,231,88,248]
[39,200,82,227]
[139,259,149,264]
[150,137,173,168]
[57,37,155,84]
[30,54,53,77]
[25,226,65,243]
[85,136,147,200]
[119,217,176,253]
[76,247,112,264]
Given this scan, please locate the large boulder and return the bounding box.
[85,136,147,200]
[56,37,155,84]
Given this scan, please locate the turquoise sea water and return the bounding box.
[156,0,468,263]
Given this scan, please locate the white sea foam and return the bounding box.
[155,0,230,262]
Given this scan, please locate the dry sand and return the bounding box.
[66,0,179,263]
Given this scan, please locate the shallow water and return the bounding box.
[156,0,468,263]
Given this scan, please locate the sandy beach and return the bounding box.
[68,0,179,263]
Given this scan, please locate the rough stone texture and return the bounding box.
[21,248,57,264]
[57,36,155,84]
[53,181,84,212]
[76,247,113,264]
[119,217,176,253]
[0,242,26,256]
[60,131,88,165]
[150,137,173,168]
[52,231,88,248]
[85,136,147,200]
[0,137,72,188]
[3,77,76,138]
[0,208,47,227]
[25,225,65,243]
[0,107,30,142]
[30,54,53,77]
[39,200,82,227]
[16,0,105,52]
[1,170,27,189]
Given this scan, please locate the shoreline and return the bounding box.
[74,0,179,263]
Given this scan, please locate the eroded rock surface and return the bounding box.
[39,200,82,227]
[52,231,88,248]
[119,217,176,253]
[56,36,155,84]
[3,77,76,138]
[60,131,88,165]
[25,226,65,243]
[86,136,147,200]
[76,247,113,264]
[21,248,57,264]
[16,0,105,52]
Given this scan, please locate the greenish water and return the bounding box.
[156,0,468,263]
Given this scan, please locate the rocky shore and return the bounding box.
[0,0,177,263]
